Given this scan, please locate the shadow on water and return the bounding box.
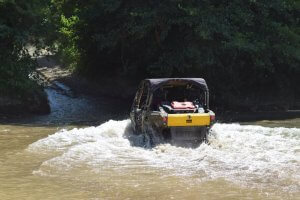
[216,110,300,123]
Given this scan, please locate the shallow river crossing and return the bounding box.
[0,87,299,199]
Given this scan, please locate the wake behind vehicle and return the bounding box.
[130,78,215,147]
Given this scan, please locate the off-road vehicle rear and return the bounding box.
[130,78,215,147]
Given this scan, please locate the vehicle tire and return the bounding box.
[142,125,155,148]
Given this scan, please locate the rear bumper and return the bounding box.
[167,113,212,127]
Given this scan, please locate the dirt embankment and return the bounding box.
[0,90,49,115]
[0,54,135,117]
[36,56,137,102]
[0,56,55,116]
[0,55,52,116]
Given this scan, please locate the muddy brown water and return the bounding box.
[0,87,299,199]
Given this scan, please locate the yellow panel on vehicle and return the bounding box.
[167,113,210,127]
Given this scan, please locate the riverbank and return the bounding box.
[36,55,137,100]
[0,85,50,116]
[38,56,300,121]
[2,55,299,123]
[38,56,300,108]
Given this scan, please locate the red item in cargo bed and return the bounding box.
[171,101,195,109]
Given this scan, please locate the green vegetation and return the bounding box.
[0,0,51,113]
[0,0,299,111]
[50,0,299,109]
[0,0,49,95]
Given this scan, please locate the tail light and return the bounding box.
[210,114,215,122]
[162,116,168,125]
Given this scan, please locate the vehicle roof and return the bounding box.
[144,78,208,91]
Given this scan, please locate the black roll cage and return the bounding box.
[133,79,210,111]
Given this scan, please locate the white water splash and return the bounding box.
[28,120,300,193]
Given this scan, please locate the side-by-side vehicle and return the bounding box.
[130,78,215,147]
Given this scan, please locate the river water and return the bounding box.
[0,87,299,199]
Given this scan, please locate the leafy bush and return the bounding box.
[1,0,299,109]
[51,0,299,103]
[0,0,50,96]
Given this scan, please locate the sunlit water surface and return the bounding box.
[0,120,299,199]
[0,88,299,199]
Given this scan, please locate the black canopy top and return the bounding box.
[144,78,208,91]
